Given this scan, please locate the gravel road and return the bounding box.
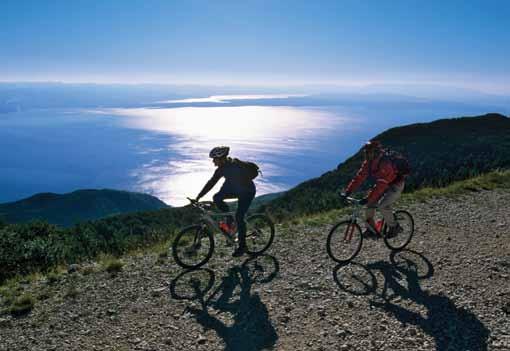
[1,189,509,350]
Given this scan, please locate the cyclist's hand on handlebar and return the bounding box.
[339,191,350,200]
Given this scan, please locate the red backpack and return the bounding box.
[379,150,411,177]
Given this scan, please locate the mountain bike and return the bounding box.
[326,196,414,263]
[172,198,275,269]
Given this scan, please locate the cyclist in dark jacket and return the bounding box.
[196,146,256,257]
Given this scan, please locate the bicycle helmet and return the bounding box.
[209,146,230,158]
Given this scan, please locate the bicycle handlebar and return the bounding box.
[341,195,362,205]
[187,197,214,211]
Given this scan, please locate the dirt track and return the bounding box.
[1,189,509,350]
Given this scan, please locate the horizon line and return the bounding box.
[1,79,510,96]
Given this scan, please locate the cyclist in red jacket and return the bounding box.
[341,140,405,238]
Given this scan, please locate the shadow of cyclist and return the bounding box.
[169,255,279,351]
[333,250,489,351]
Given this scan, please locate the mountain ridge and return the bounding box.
[0,189,168,227]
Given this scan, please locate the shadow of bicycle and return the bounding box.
[169,255,279,351]
[332,250,489,351]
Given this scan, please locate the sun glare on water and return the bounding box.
[108,105,348,205]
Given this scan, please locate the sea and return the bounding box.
[0,93,506,205]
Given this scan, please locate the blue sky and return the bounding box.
[1,0,509,93]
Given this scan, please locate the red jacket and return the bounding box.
[345,154,404,205]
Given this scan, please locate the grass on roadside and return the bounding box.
[99,255,124,274]
[401,169,510,203]
[9,294,35,316]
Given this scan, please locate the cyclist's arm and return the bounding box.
[345,160,369,194]
[197,168,223,199]
[366,159,397,204]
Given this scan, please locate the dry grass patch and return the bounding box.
[100,256,124,274]
[9,294,35,316]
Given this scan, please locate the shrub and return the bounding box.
[81,264,97,275]
[10,294,35,316]
[46,272,61,285]
[103,258,124,274]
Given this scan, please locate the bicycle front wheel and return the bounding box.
[172,225,214,269]
[326,221,363,263]
[383,210,414,251]
[245,214,275,255]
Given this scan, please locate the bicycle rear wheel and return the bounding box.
[326,220,363,263]
[172,225,214,269]
[244,214,275,255]
[383,210,414,251]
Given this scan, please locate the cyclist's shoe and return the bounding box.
[232,246,246,257]
[362,228,379,240]
[386,224,403,239]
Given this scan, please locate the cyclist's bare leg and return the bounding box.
[379,183,404,227]
[365,207,378,233]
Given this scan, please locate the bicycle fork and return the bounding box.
[343,221,357,242]
[191,225,208,250]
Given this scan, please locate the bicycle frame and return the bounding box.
[189,200,238,243]
[344,197,384,235]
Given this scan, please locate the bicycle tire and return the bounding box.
[326,220,363,263]
[383,210,414,251]
[244,214,275,255]
[172,224,214,269]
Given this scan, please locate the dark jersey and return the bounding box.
[198,158,255,199]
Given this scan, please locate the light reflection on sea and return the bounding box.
[108,106,355,205]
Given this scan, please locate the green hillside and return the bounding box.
[0,189,169,227]
[261,113,510,219]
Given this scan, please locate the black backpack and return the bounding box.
[233,158,261,180]
[378,150,411,177]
